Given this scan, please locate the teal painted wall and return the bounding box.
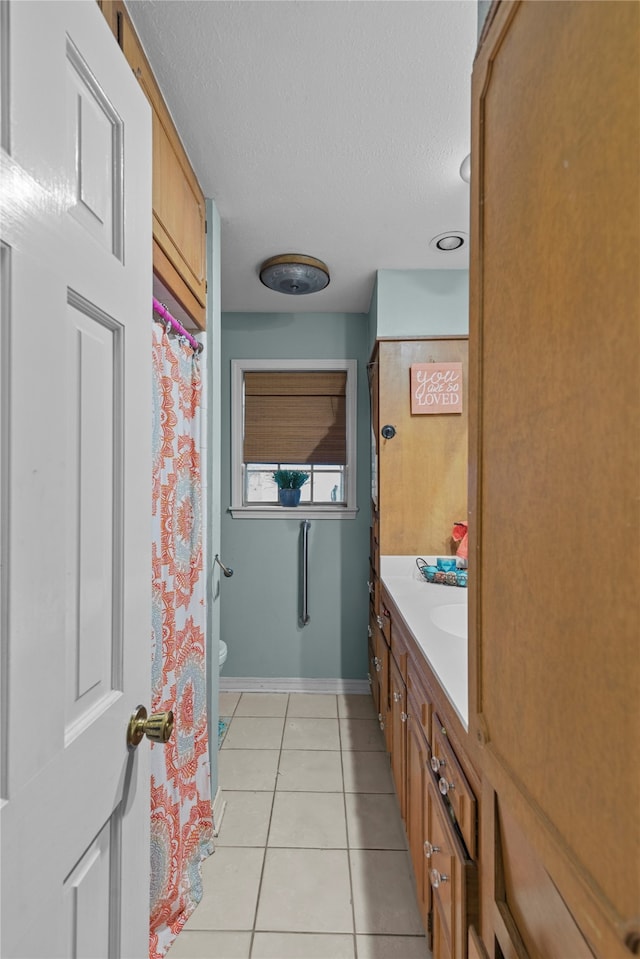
[375,270,469,338]
[219,312,371,680]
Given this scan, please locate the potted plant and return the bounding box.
[272,469,309,507]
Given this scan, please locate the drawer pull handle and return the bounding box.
[367,625,372,638]
[439,776,455,796]
[374,658,381,673]
[430,868,448,888]
[401,711,407,723]
[376,615,384,629]
[367,673,372,686]
[424,841,440,859]
[393,691,400,703]
[430,755,445,773]
[367,581,374,595]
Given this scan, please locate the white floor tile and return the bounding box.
[287,693,338,718]
[216,791,273,847]
[183,847,264,931]
[341,750,394,793]
[282,717,340,750]
[218,749,280,791]
[219,692,242,716]
[276,750,343,792]
[234,693,289,717]
[221,717,285,750]
[166,929,252,958]
[345,793,407,849]
[356,934,430,958]
[252,932,355,958]
[256,848,353,933]
[350,849,424,935]
[268,791,347,848]
[337,693,377,719]
[339,718,386,751]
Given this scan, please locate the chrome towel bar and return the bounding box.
[301,520,311,626]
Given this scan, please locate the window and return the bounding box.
[230,359,358,519]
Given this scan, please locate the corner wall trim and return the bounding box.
[212,787,227,837]
[219,677,370,695]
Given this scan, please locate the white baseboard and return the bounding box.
[219,676,370,695]
[212,786,227,838]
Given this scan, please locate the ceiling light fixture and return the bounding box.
[259,254,330,295]
[429,232,467,253]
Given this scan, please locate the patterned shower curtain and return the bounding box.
[150,322,214,958]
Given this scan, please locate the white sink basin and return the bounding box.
[429,603,467,639]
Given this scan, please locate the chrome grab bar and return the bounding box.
[301,520,311,626]
[214,554,234,578]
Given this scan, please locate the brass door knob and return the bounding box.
[127,705,174,749]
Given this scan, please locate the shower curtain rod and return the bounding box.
[153,297,204,354]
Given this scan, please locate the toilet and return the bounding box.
[219,640,227,673]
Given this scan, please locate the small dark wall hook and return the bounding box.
[214,554,234,577]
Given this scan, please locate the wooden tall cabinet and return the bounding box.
[469,2,639,956]
[98,1,207,329]
[369,337,469,559]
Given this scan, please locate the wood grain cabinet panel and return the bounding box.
[431,715,477,859]
[371,338,469,556]
[406,704,432,931]
[470,1,639,955]
[427,777,477,959]
[389,654,407,820]
[98,0,207,329]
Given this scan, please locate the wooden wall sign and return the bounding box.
[410,362,463,414]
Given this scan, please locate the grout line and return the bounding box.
[246,692,288,958]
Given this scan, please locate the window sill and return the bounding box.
[228,505,359,520]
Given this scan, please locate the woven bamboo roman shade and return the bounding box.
[244,371,347,465]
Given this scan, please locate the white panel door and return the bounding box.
[0,2,152,956]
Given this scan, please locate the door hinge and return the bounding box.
[205,279,208,293]
[427,910,433,934]
[205,219,208,234]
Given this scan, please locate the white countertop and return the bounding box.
[380,555,469,729]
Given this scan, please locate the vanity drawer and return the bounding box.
[431,714,477,858]
[407,662,433,748]
[379,597,392,647]
[426,778,477,958]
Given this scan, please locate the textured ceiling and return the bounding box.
[127,0,478,314]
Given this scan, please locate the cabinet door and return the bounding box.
[406,708,432,931]
[470,2,639,953]
[100,1,207,328]
[377,338,468,556]
[389,655,407,820]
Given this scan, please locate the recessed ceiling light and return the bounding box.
[259,254,330,295]
[429,232,468,253]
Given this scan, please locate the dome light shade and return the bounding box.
[259,254,330,295]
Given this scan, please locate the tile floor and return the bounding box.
[168,692,430,959]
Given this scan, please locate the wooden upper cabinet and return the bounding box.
[98,1,206,329]
[372,338,469,556]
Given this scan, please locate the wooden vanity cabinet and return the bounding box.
[381,583,480,958]
[388,653,406,820]
[98,0,207,329]
[426,777,477,959]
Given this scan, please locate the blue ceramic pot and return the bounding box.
[278,488,301,507]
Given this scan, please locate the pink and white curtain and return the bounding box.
[150,322,213,958]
